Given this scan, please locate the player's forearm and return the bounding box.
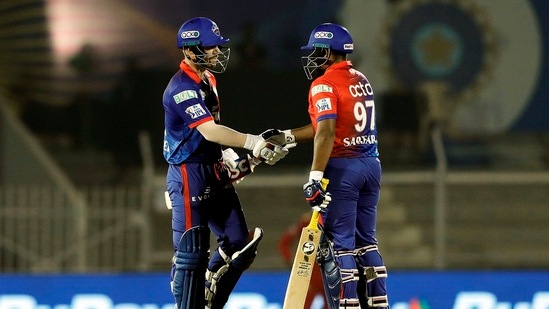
[197,122,248,148]
[311,119,335,172]
[311,134,334,172]
[288,124,315,143]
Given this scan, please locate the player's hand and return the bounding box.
[213,160,231,187]
[245,133,290,165]
[254,142,289,165]
[268,145,289,165]
[222,148,245,184]
[222,148,263,184]
[303,179,331,211]
[260,129,296,148]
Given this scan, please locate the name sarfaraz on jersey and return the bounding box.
[343,134,377,146]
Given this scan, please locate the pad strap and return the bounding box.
[335,250,360,284]
[339,298,361,308]
[368,295,389,308]
[354,245,389,309]
[364,266,388,283]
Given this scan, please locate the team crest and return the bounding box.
[211,23,221,36]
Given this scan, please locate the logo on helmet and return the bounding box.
[211,23,221,37]
[181,31,199,39]
[314,31,333,39]
[344,43,354,50]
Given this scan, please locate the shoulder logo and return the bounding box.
[173,90,198,104]
[311,84,333,96]
[315,98,332,112]
[185,104,207,119]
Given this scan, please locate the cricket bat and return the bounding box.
[282,179,328,309]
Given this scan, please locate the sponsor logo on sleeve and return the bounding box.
[185,104,207,119]
[315,98,332,112]
[173,90,198,104]
[311,84,333,96]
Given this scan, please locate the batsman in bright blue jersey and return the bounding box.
[162,17,289,309]
[163,63,222,164]
[267,23,389,309]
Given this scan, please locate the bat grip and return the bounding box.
[306,210,320,230]
[305,177,328,230]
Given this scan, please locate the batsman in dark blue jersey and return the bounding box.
[162,17,289,309]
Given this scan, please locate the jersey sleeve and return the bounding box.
[308,79,338,123]
[169,85,213,128]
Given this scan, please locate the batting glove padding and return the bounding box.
[245,132,290,165]
[261,128,296,147]
[252,141,281,165]
[222,148,246,184]
[303,179,332,211]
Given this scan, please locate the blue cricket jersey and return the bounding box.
[163,61,222,164]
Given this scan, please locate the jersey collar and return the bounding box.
[326,60,353,73]
[179,60,202,84]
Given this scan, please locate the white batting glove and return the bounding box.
[222,148,245,184]
[222,148,240,164]
[244,133,291,165]
[261,129,296,148]
[263,145,289,165]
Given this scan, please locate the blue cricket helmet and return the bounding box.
[177,17,230,48]
[301,23,354,54]
[301,23,354,80]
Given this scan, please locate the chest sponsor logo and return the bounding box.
[311,84,333,96]
[185,104,207,119]
[316,98,332,112]
[349,81,373,98]
[173,90,198,104]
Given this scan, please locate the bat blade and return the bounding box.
[282,210,322,309]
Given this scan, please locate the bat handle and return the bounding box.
[320,178,329,190]
[306,210,320,230]
[306,177,328,230]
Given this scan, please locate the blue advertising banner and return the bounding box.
[1,271,549,309]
